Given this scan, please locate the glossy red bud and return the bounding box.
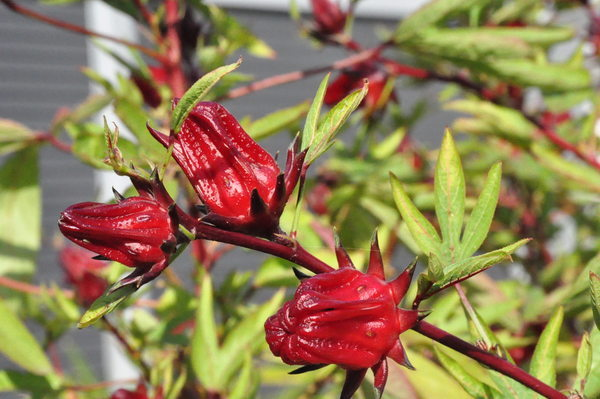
[58,197,177,270]
[148,102,305,237]
[311,0,347,35]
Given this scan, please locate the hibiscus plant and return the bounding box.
[0,0,599,399]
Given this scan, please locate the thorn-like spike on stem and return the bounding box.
[112,187,126,203]
[340,368,368,399]
[388,340,415,370]
[289,364,326,374]
[366,230,385,279]
[250,189,268,216]
[389,258,417,304]
[334,229,354,269]
[371,359,388,399]
[292,267,312,280]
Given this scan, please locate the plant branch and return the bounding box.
[35,132,72,153]
[102,318,152,381]
[411,320,567,399]
[0,0,161,59]
[223,45,387,100]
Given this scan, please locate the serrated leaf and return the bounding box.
[0,298,53,375]
[458,163,502,260]
[434,129,465,262]
[395,0,492,42]
[0,148,40,283]
[304,81,367,165]
[191,273,221,389]
[528,307,563,397]
[390,173,442,258]
[428,253,445,281]
[246,101,309,141]
[429,239,530,294]
[171,59,242,133]
[434,347,498,399]
[77,284,136,328]
[591,272,600,330]
[301,74,330,152]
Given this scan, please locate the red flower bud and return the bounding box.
[311,0,347,35]
[59,246,108,306]
[324,62,394,114]
[111,382,149,399]
[58,196,178,287]
[131,73,162,108]
[148,102,305,237]
[265,235,418,398]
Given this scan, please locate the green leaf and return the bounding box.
[458,163,502,260]
[434,129,465,262]
[428,253,445,281]
[576,332,592,386]
[390,173,442,258]
[464,27,573,47]
[229,352,258,399]
[591,272,600,330]
[171,59,242,133]
[305,81,367,165]
[394,0,492,42]
[405,28,532,61]
[528,306,564,396]
[246,101,309,141]
[0,370,57,394]
[0,148,40,282]
[0,119,35,156]
[429,239,530,294]
[488,60,590,91]
[0,298,53,375]
[532,144,600,193]
[217,290,284,387]
[434,347,498,399]
[77,285,137,328]
[191,273,221,390]
[584,329,600,398]
[254,258,299,288]
[301,73,330,152]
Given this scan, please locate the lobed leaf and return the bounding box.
[390,173,442,258]
[171,59,242,133]
[434,129,465,262]
[457,163,502,260]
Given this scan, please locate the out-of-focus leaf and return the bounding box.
[434,129,465,262]
[171,59,241,133]
[488,60,590,91]
[584,329,600,398]
[0,370,58,394]
[532,144,600,193]
[569,254,600,298]
[429,239,530,293]
[489,0,537,25]
[305,81,367,165]
[246,101,309,141]
[390,173,442,258]
[229,352,258,399]
[0,119,35,156]
[406,28,532,61]
[254,258,299,288]
[0,298,53,375]
[446,100,534,146]
[51,94,112,134]
[0,148,40,282]
[591,272,600,330]
[457,163,502,260]
[575,332,592,390]
[302,73,329,153]
[371,127,405,160]
[434,347,498,399]
[527,306,564,396]
[191,273,221,390]
[394,0,492,42]
[78,285,137,328]
[466,27,574,47]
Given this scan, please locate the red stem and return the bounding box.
[412,321,567,399]
[35,132,72,153]
[163,0,187,97]
[536,125,600,170]
[0,0,161,59]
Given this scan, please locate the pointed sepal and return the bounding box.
[292,267,312,280]
[340,368,367,399]
[389,258,417,304]
[289,364,327,375]
[371,359,388,399]
[112,187,126,203]
[250,188,268,216]
[334,230,355,269]
[366,231,385,280]
[387,340,415,370]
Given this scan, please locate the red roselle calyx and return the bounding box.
[59,246,108,306]
[265,234,418,399]
[58,196,178,288]
[310,0,347,36]
[148,102,305,238]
